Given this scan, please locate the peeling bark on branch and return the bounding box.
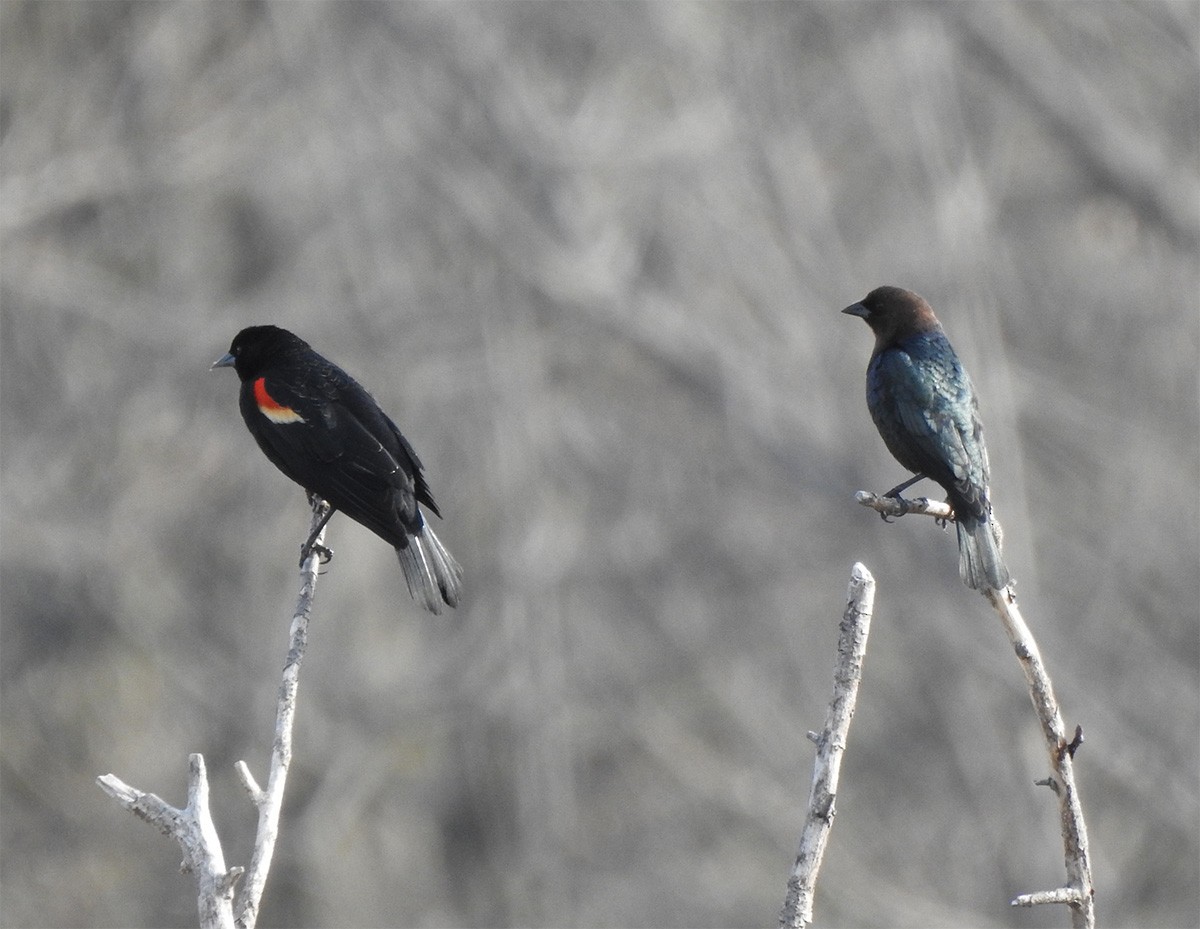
[855,490,954,521]
[97,755,241,929]
[988,586,1095,927]
[780,563,875,929]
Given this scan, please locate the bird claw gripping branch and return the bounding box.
[299,541,334,568]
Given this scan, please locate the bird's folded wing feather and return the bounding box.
[877,351,985,511]
[252,382,421,538]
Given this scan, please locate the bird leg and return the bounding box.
[884,473,925,498]
[880,473,925,522]
[302,542,334,567]
[299,502,336,567]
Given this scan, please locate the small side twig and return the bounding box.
[780,563,876,929]
[855,490,953,521]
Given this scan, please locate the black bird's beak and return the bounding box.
[211,352,236,370]
[842,302,870,319]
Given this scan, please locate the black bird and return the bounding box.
[213,325,463,613]
[843,286,1011,590]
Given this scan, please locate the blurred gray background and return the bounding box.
[2,2,1197,927]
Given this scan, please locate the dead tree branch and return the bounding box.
[988,586,1095,926]
[233,497,330,929]
[97,754,241,929]
[780,563,875,929]
[855,489,1095,926]
[98,499,331,929]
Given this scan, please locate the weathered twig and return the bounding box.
[855,489,953,521]
[98,498,330,929]
[855,489,1095,926]
[780,563,875,929]
[97,755,242,929]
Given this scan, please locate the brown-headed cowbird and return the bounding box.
[843,286,1011,590]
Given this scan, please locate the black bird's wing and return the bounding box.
[239,369,428,547]
[867,341,990,520]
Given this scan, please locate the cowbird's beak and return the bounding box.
[211,352,235,370]
[842,302,870,319]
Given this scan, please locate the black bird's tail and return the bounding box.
[396,523,463,614]
[956,513,1011,591]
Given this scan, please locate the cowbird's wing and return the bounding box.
[869,344,990,518]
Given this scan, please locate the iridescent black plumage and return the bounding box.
[844,287,1010,590]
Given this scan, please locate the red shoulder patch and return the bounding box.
[254,377,305,424]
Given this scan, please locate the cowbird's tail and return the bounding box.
[396,522,464,614]
[956,513,1011,591]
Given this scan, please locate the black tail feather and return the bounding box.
[956,514,1011,591]
[396,523,463,614]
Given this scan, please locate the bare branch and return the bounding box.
[987,586,1095,927]
[97,499,330,929]
[97,755,241,929]
[1012,886,1090,908]
[234,761,266,805]
[780,563,875,929]
[234,498,331,929]
[855,486,1096,926]
[855,490,953,521]
[96,774,187,838]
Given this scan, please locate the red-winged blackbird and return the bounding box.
[212,325,463,613]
